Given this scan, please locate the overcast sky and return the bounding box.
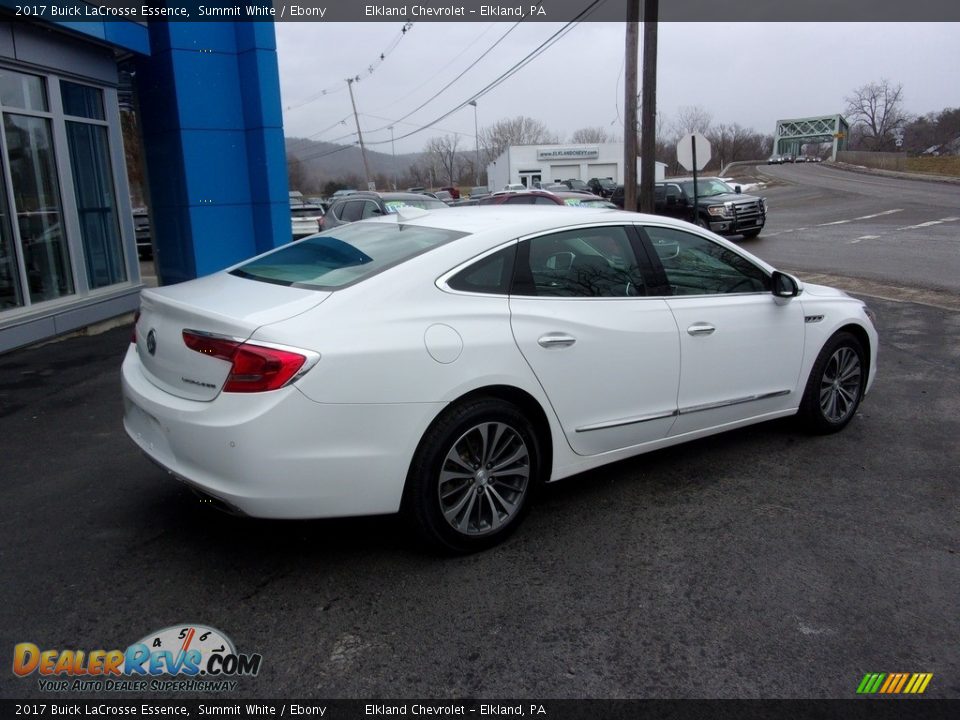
[276,22,960,155]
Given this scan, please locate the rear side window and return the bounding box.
[447,245,516,295]
[232,222,467,290]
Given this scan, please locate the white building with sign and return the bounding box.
[486,143,666,190]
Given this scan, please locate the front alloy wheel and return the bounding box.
[799,331,867,433]
[819,345,862,424]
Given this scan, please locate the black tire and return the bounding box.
[741,228,761,239]
[798,331,867,434]
[403,397,541,553]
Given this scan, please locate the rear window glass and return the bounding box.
[231,222,467,290]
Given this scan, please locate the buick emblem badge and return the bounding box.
[146,329,157,356]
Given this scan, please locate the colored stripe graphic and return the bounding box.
[857,673,932,694]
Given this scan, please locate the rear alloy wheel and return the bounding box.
[405,398,540,553]
[798,331,866,434]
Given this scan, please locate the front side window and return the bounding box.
[643,226,769,295]
[338,201,364,222]
[513,226,645,298]
[360,201,383,219]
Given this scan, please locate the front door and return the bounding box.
[639,223,804,437]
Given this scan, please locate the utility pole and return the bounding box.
[623,3,639,212]
[389,126,396,190]
[469,100,480,186]
[639,0,659,213]
[346,78,372,190]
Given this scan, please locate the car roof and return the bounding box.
[336,191,438,202]
[660,176,723,183]
[361,204,692,236]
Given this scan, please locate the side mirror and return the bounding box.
[735,185,742,194]
[772,270,800,298]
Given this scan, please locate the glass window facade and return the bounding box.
[0,67,130,316]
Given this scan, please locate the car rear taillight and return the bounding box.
[131,310,140,344]
[182,330,308,393]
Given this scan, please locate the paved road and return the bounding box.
[745,163,960,295]
[2,299,958,700]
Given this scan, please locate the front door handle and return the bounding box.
[687,323,716,336]
[538,333,577,348]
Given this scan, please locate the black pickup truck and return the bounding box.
[612,177,766,238]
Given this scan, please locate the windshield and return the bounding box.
[382,198,448,212]
[679,179,735,197]
[232,222,466,290]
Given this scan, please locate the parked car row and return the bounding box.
[768,155,823,164]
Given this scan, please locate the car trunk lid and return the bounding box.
[134,273,329,401]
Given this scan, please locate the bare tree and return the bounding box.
[673,105,713,137]
[570,126,609,143]
[845,79,909,151]
[706,123,768,170]
[425,135,461,185]
[479,116,558,165]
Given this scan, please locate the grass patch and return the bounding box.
[905,156,960,177]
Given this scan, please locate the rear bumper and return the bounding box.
[121,345,444,519]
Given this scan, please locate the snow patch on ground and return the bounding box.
[721,178,766,193]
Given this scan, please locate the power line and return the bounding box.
[284,23,415,113]
[291,0,606,165]
[370,22,499,114]
[359,16,531,136]
[364,0,607,147]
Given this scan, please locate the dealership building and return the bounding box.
[0,12,289,353]
[486,142,666,191]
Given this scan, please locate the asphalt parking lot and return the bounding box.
[1,291,957,700]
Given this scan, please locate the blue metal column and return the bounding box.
[136,21,290,285]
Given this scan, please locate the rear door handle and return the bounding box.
[687,323,716,336]
[538,333,577,348]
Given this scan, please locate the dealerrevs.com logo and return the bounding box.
[13,624,262,692]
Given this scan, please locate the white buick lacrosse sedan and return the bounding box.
[122,207,877,552]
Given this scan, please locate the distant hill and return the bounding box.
[285,136,424,191]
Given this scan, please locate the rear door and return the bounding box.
[508,224,680,456]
